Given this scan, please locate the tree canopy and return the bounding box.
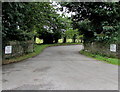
[2,2,70,44]
[2,2,120,44]
[61,2,120,44]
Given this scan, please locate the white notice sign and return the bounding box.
[110,44,116,52]
[5,46,12,54]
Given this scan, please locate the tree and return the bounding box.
[28,2,68,44]
[34,3,64,44]
[59,17,73,43]
[2,2,38,42]
[61,2,120,44]
[2,2,66,44]
[65,28,79,43]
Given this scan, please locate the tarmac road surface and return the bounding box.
[2,45,118,90]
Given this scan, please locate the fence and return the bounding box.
[84,42,119,58]
[2,40,34,60]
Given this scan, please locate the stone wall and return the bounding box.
[84,42,119,58]
[2,40,34,60]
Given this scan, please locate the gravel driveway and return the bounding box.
[2,45,118,90]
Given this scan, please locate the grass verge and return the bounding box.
[80,50,119,65]
[3,43,81,65]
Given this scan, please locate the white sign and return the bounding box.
[5,46,12,54]
[110,44,116,52]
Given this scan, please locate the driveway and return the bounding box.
[2,45,118,90]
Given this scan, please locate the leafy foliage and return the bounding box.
[2,2,70,44]
[65,28,78,39]
[61,2,120,43]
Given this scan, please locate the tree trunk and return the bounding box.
[63,36,66,43]
[34,36,36,43]
[54,38,58,43]
[72,34,76,43]
[80,37,83,43]
[73,38,76,43]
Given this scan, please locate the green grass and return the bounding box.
[3,43,81,64]
[3,44,49,64]
[80,50,119,65]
